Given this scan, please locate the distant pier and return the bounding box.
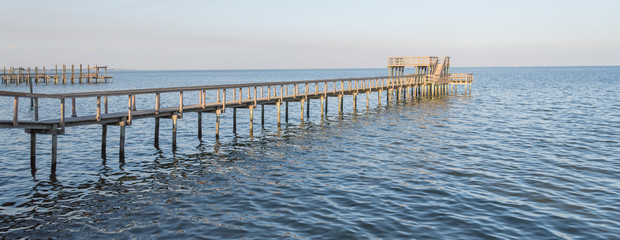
[1,64,113,86]
[0,56,472,177]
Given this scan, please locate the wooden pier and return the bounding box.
[1,64,112,86]
[0,56,472,176]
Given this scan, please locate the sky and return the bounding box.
[1,0,619,70]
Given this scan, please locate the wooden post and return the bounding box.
[101,125,107,159]
[127,95,132,125]
[54,64,58,84]
[103,96,108,114]
[197,112,202,139]
[378,90,382,106]
[353,93,357,112]
[71,98,77,117]
[71,64,74,84]
[119,119,126,162]
[79,64,82,83]
[132,95,137,111]
[306,98,310,119]
[29,76,33,108]
[34,98,39,121]
[249,105,254,137]
[155,93,160,114]
[154,118,160,148]
[179,92,183,115]
[51,124,58,176]
[172,114,178,151]
[215,109,221,138]
[222,89,226,111]
[300,99,305,123]
[285,101,289,123]
[96,97,101,121]
[13,97,18,126]
[325,96,328,115]
[320,97,324,118]
[366,92,370,110]
[276,101,281,126]
[338,95,343,115]
[60,98,65,132]
[62,64,66,84]
[261,105,265,126]
[30,132,36,175]
[233,108,237,133]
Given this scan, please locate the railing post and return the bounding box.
[127,95,132,125]
[96,96,101,121]
[13,96,18,126]
[104,96,108,114]
[60,98,65,131]
[155,93,160,114]
[179,91,183,115]
[222,89,226,110]
[34,97,38,121]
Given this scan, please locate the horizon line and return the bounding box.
[107,64,620,71]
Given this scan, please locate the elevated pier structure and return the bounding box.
[0,57,472,177]
[1,64,113,86]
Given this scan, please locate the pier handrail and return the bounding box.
[450,73,474,83]
[1,74,437,129]
[388,57,438,67]
[0,74,419,99]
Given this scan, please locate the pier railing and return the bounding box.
[388,57,439,67]
[450,73,474,83]
[0,74,443,132]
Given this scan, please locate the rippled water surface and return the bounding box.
[0,67,619,239]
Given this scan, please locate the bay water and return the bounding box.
[0,67,618,239]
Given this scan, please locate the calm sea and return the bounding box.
[0,67,618,239]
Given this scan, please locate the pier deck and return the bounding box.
[0,56,473,176]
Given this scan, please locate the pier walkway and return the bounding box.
[0,56,473,176]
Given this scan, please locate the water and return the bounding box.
[0,67,618,239]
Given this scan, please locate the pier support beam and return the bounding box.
[172,115,178,151]
[320,97,324,118]
[353,93,357,112]
[306,98,310,119]
[51,124,58,176]
[378,90,382,106]
[300,99,305,123]
[215,109,221,138]
[285,101,289,123]
[101,125,107,159]
[249,105,254,137]
[30,132,36,175]
[261,104,265,126]
[197,112,202,139]
[119,120,126,162]
[324,96,328,115]
[154,118,160,148]
[233,108,237,133]
[276,101,281,126]
[338,95,343,116]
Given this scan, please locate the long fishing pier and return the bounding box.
[0,56,472,176]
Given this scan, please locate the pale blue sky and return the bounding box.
[1,0,618,69]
